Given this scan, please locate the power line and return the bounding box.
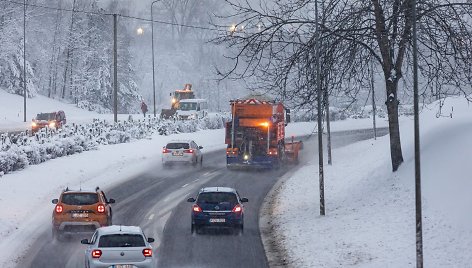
[119,13,226,32]
[0,0,227,32]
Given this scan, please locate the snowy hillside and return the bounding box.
[271,96,472,267]
[0,90,103,132]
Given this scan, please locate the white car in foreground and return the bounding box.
[162,140,203,166]
[81,225,155,268]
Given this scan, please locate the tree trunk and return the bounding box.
[385,80,403,171]
[61,0,76,99]
[324,85,332,165]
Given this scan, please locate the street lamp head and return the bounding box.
[229,24,237,33]
[137,27,144,35]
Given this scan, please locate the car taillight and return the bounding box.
[184,149,194,153]
[55,204,63,213]
[92,249,102,258]
[162,148,170,153]
[142,248,153,257]
[192,204,202,213]
[232,204,242,213]
[97,204,105,213]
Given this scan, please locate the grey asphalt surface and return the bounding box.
[17,127,388,268]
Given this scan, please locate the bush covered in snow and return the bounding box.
[0,113,231,175]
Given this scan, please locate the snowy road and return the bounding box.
[18,128,387,268]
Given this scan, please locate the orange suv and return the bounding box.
[51,187,115,240]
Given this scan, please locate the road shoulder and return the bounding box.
[259,164,304,267]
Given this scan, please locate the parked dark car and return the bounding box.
[187,187,248,235]
[32,110,66,132]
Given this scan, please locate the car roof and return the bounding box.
[199,187,237,194]
[166,140,193,144]
[97,225,143,235]
[62,189,98,194]
[179,99,207,103]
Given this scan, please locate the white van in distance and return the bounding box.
[177,99,208,120]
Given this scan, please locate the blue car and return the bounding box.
[187,187,248,235]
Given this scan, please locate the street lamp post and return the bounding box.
[151,0,161,118]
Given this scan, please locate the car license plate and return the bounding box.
[71,213,88,218]
[209,218,225,223]
[172,151,183,156]
[113,265,134,268]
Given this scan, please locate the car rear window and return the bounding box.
[61,193,99,205]
[98,234,145,247]
[197,192,238,205]
[166,143,190,149]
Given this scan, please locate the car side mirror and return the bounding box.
[198,146,203,149]
[187,197,196,202]
[80,239,89,245]
[108,199,115,204]
[240,198,249,203]
[147,237,155,243]
[52,199,58,204]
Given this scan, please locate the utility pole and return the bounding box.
[113,14,118,123]
[371,58,377,140]
[321,1,331,165]
[23,0,26,123]
[412,0,423,266]
[315,0,325,216]
[151,0,160,117]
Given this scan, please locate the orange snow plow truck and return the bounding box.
[225,98,302,169]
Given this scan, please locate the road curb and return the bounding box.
[259,165,304,268]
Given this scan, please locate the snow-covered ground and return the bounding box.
[272,96,472,267]
[0,121,311,266]
[0,90,407,267]
[0,113,391,268]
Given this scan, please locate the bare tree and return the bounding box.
[214,0,472,171]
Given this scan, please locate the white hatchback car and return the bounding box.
[81,225,155,268]
[162,140,203,166]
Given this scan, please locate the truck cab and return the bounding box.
[177,99,208,120]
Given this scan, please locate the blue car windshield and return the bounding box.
[197,192,237,205]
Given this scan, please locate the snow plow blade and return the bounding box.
[160,109,177,119]
[284,140,303,164]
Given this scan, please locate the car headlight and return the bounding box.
[49,121,56,128]
[31,122,37,127]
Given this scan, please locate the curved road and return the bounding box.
[18,128,387,268]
